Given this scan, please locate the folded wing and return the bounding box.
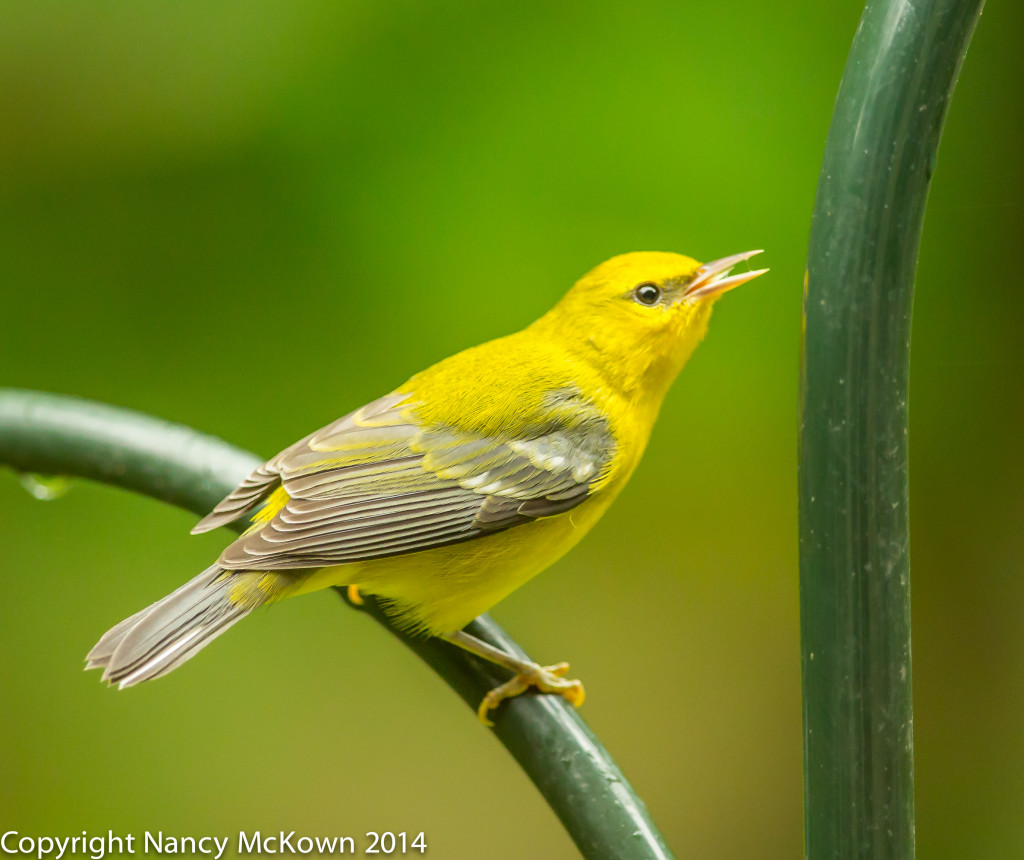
[195,390,614,571]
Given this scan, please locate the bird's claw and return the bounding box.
[477,661,586,726]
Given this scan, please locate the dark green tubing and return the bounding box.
[800,1,984,858]
[0,388,673,860]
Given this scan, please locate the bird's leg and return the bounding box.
[441,629,585,726]
[335,584,365,608]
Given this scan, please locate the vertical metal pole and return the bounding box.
[800,2,983,858]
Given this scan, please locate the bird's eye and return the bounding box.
[632,282,662,307]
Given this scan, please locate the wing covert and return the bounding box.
[215,389,614,571]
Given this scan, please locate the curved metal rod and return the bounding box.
[800,1,984,858]
[0,387,673,860]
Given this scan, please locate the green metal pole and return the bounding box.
[0,388,673,860]
[800,2,983,859]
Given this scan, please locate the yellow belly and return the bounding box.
[289,490,615,635]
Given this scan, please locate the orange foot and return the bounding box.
[478,662,585,726]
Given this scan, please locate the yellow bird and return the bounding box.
[86,250,767,723]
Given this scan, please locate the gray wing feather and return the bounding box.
[208,389,614,571]
[190,464,281,534]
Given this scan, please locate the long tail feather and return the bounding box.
[86,566,283,688]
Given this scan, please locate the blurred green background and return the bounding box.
[1,2,1021,858]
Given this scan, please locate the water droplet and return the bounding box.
[20,473,69,501]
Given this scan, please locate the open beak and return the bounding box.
[684,249,768,301]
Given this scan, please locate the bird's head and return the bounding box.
[533,250,768,403]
